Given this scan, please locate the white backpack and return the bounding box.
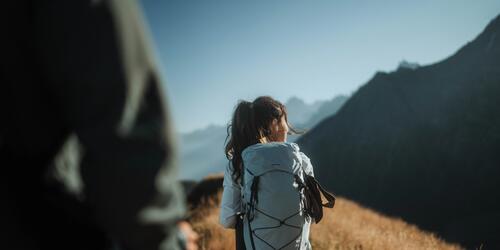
[240,142,335,250]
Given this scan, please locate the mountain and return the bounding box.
[398,60,420,70]
[297,14,500,248]
[178,95,348,179]
[178,125,228,180]
[284,96,325,125]
[298,95,349,130]
[288,95,349,141]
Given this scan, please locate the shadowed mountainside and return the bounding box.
[297,14,500,248]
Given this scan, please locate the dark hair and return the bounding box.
[224,96,301,182]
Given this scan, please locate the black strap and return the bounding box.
[247,179,258,250]
[250,176,260,205]
[315,177,335,208]
[236,214,246,250]
[301,174,336,223]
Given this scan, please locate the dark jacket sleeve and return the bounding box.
[34,0,185,249]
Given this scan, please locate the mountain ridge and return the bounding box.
[297,14,500,248]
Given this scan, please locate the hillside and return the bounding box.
[297,14,500,248]
[185,176,462,250]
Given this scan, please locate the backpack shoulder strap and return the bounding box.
[297,156,336,208]
[308,175,336,208]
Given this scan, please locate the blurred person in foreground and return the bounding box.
[1,0,197,249]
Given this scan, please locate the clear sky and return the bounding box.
[140,0,500,133]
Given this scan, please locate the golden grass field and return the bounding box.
[187,175,463,250]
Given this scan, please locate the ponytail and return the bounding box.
[225,101,260,181]
[225,96,302,182]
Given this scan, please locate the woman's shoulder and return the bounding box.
[243,141,300,153]
[266,141,301,152]
[241,141,306,164]
[286,141,300,151]
[223,161,241,187]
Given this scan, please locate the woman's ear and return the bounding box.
[270,118,278,130]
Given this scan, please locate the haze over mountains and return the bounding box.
[297,14,500,248]
[178,95,348,179]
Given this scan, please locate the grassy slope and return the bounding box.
[187,176,462,250]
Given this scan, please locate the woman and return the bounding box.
[219,96,314,250]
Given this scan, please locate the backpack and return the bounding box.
[241,142,335,250]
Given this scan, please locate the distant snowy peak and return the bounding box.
[285,96,326,125]
[398,60,420,70]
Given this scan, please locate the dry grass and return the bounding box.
[187,175,463,250]
[308,198,461,250]
[187,174,235,250]
[189,197,235,250]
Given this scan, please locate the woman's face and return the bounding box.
[269,115,289,142]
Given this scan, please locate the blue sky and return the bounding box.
[140,0,500,133]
